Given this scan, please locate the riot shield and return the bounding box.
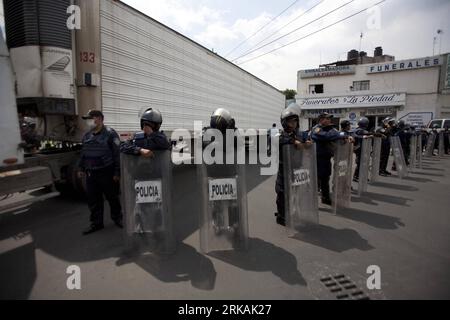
[369,137,382,183]
[283,144,319,231]
[438,131,445,157]
[425,133,437,157]
[121,151,175,255]
[357,138,372,196]
[332,141,353,214]
[409,134,417,170]
[390,136,408,179]
[417,134,423,169]
[198,162,249,254]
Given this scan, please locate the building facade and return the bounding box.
[296,49,450,131]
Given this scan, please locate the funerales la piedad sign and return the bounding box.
[367,55,443,74]
[297,92,406,110]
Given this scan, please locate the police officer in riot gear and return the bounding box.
[420,125,429,153]
[377,117,394,176]
[121,108,171,156]
[78,110,123,235]
[431,124,440,156]
[203,108,241,232]
[340,120,353,136]
[210,108,234,134]
[275,106,312,226]
[397,120,411,165]
[353,117,372,182]
[311,113,347,206]
[444,126,450,154]
[203,108,238,150]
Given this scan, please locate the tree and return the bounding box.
[281,89,297,100]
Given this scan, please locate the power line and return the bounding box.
[224,0,300,58]
[233,0,356,62]
[230,0,326,61]
[237,0,387,66]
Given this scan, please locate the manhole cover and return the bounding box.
[320,274,370,300]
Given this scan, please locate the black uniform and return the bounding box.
[398,126,411,165]
[377,126,392,174]
[120,131,171,155]
[311,124,344,202]
[276,129,306,221]
[444,128,450,154]
[353,127,370,180]
[421,129,429,152]
[79,126,122,228]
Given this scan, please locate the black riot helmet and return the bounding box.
[210,108,233,133]
[140,108,163,131]
[358,117,369,129]
[383,117,394,127]
[280,106,300,130]
[398,120,405,129]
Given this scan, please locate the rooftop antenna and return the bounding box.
[359,32,363,51]
[437,29,443,55]
[433,36,437,56]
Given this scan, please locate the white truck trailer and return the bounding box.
[0,0,284,206]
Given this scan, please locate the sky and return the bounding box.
[121,0,450,90]
[1,0,449,90]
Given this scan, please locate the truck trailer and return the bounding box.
[0,0,284,207]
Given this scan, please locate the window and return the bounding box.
[444,120,450,129]
[352,80,370,91]
[309,84,324,94]
[428,120,442,129]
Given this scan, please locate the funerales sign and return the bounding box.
[297,92,406,110]
[367,56,443,74]
[299,65,355,78]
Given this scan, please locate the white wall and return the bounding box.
[100,0,284,133]
[438,94,450,118]
[297,64,441,96]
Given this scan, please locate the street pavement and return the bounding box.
[1,155,450,300]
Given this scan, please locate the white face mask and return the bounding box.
[86,119,96,129]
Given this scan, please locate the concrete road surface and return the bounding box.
[1,155,450,299]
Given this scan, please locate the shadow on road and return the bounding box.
[403,176,435,183]
[410,171,444,178]
[370,181,418,192]
[420,166,445,172]
[351,191,412,206]
[338,207,405,230]
[209,237,306,286]
[116,242,217,291]
[291,225,374,253]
